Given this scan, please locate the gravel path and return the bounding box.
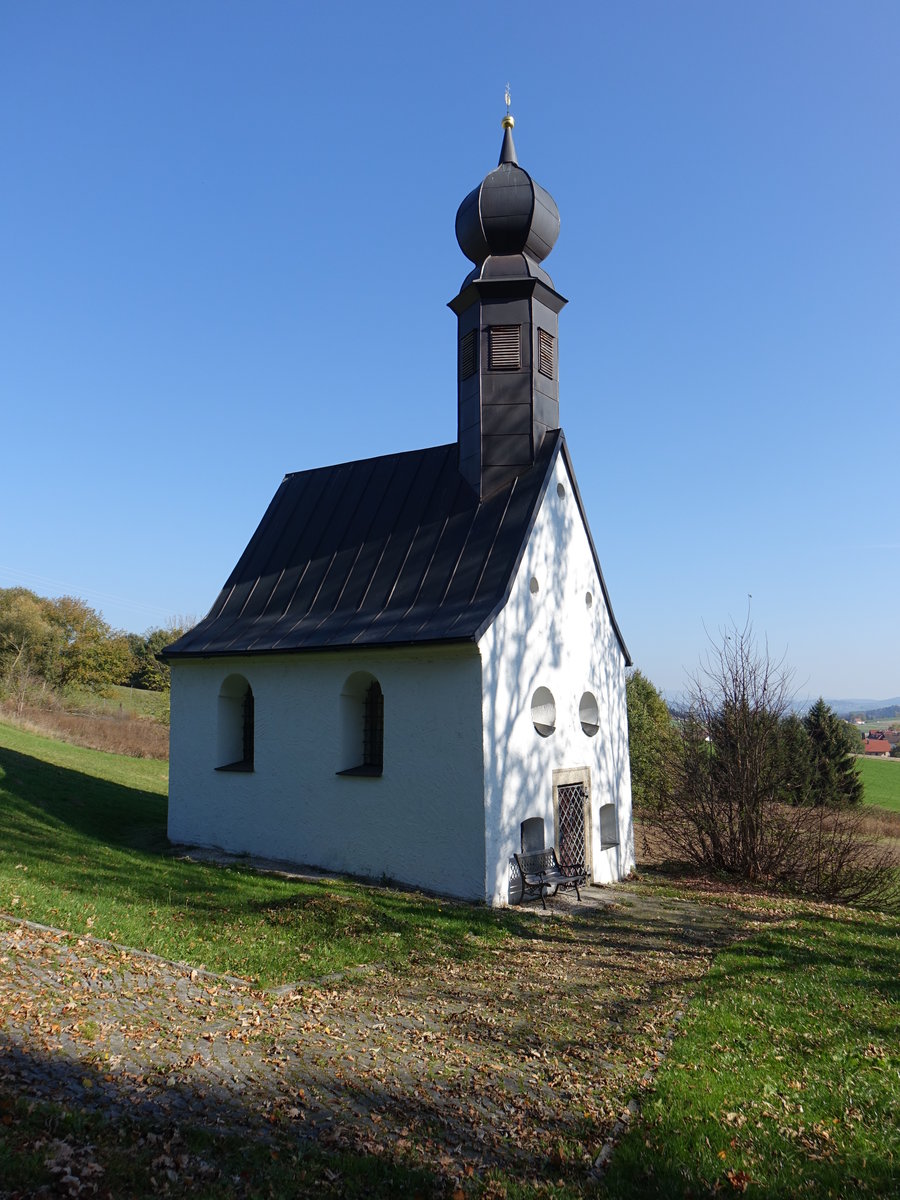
[0,886,746,1178]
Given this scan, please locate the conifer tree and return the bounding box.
[803,697,863,806]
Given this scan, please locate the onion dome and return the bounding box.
[455,112,560,285]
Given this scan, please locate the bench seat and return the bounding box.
[514,848,587,908]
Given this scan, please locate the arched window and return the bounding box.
[338,672,384,776]
[216,674,254,771]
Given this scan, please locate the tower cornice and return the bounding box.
[448,276,567,317]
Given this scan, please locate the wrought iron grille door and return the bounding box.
[557,782,588,867]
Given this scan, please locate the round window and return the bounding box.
[529,576,540,595]
[531,687,556,737]
[579,691,600,737]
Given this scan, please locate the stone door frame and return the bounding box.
[552,765,592,878]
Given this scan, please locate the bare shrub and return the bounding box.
[647,616,897,905]
[791,803,898,904]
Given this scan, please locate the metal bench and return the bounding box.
[514,848,587,908]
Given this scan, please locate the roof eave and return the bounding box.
[162,633,481,663]
[558,436,631,666]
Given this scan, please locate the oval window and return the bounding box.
[531,686,556,737]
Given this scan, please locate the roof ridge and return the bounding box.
[282,440,456,481]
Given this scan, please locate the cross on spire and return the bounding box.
[501,83,515,138]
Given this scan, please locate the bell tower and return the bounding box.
[449,107,566,498]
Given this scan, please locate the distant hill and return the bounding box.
[665,695,900,721]
[827,698,900,720]
[849,704,900,722]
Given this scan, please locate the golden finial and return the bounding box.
[502,83,515,129]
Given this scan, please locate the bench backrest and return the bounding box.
[516,848,560,877]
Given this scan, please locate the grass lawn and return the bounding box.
[0,720,513,986]
[858,754,900,812]
[604,900,899,1199]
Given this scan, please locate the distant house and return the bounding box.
[163,113,635,905]
[867,729,899,747]
[863,738,891,757]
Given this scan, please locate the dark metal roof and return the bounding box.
[164,430,630,663]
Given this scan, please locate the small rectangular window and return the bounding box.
[460,330,477,380]
[538,328,554,379]
[489,325,521,370]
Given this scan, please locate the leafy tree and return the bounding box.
[130,622,192,691]
[803,698,863,807]
[0,587,62,711]
[0,588,57,684]
[625,669,676,816]
[45,596,123,691]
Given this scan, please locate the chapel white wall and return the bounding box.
[168,644,487,900]
[479,451,635,906]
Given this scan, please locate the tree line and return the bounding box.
[627,619,894,904]
[0,586,189,702]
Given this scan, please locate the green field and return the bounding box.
[858,754,900,812]
[65,681,170,724]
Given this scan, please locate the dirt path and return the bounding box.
[0,885,749,1182]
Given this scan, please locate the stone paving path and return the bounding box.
[0,886,747,1180]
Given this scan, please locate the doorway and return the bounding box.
[552,767,591,874]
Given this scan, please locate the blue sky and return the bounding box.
[2,1,898,700]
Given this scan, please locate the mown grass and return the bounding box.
[858,754,900,812]
[0,721,515,986]
[603,904,900,1199]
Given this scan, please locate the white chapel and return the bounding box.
[165,111,635,905]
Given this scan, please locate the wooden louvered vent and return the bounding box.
[489,325,521,370]
[538,328,554,379]
[460,330,477,380]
